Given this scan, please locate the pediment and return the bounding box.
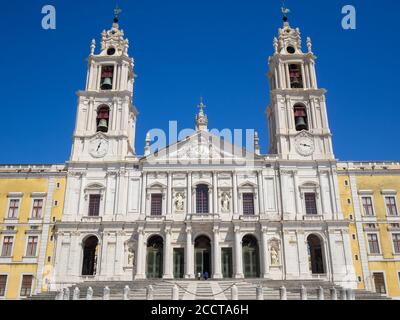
[142,131,260,166]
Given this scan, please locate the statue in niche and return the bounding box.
[127,241,136,267]
[174,192,185,211]
[221,192,231,213]
[269,239,281,266]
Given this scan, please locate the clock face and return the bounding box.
[295,135,315,156]
[89,137,109,158]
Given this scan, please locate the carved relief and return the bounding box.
[174,192,185,212]
[220,191,231,213]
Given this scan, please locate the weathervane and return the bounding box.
[114,5,122,22]
[281,0,291,21]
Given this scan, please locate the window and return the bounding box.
[352,234,356,240]
[393,234,400,254]
[386,197,398,216]
[7,199,20,218]
[305,193,318,215]
[358,276,362,282]
[344,180,349,186]
[100,65,114,90]
[362,197,375,216]
[88,195,101,217]
[373,273,386,294]
[355,254,359,260]
[367,234,380,254]
[242,193,255,215]
[1,237,13,257]
[26,236,38,257]
[347,199,351,204]
[20,275,33,297]
[31,199,43,219]
[0,275,6,296]
[196,185,209,214]
[150,194,163,216]
[96,105,110,133]
[289,64,303,88]
[294,105,309,131]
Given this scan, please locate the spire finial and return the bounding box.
[114,5,122,23]
[281,0,291,23]
[196,97,208,131]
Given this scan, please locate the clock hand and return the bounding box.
[97,142,102,151]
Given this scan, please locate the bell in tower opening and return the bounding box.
[97,105,110,133]
[289,64,303,88]
[100,65,114,90]
[294,105,309,131]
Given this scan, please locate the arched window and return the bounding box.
[97,105,110,133]
[100,65,114,90]
[82,236,99,276]
[294,105,309,131]
[196,184,209,214]
[289,64,303,88]
[307,235,325,274]
[146,236,163,279]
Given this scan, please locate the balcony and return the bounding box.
[187,213,220,222]
[303,215,324,221]
[81,216,102,223]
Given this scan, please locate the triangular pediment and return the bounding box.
[141,130,261,166]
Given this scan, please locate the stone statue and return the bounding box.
[270,246,280,266]
[174,192,185,211]
[221,192,230,213]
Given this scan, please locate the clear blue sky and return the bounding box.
[1,0,399,164]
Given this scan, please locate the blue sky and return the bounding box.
[1,0,399,163]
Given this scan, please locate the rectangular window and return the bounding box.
[368,234,380,254]
[196,186,209,214]
[373,273,386,294]
[26,236,38,257]
[7,199,20,218]
[20,275,33,297]
[150,194,163,216]
[393,234,400,254]
[0,275,7,297]
[362,197,375,216]
[88,195,101,217]
[386,197,398,216]
[1,237,13,257]
[100,65,114,90]
[305,193,318,215]
[31,199,43,219]
[289,64,303,88]
[242,193,255,215]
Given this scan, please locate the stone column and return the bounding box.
[185,227,194,279]
[187,172,192,214]
[261,228,269,278]
[293,171,302,216]
[213,172,218,214]
[134,228,146,280]
[213,227,222,279]
[297,231,309,278]
[257,171,265,215]
[234,227,244,279]
[167,173,172,216]
[232,172,238,214]
[140,173,147,216]
[163,228,173,279]
[318,170,327,215]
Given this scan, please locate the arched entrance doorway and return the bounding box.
[307,234,326,274]
[82,236,99,276]
[242,235,260,278]
[146,235,163,279]
[194,236,211,277]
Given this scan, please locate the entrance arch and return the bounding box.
[146,235,164,279]
[307,234,326,274]
[194,235,212,277]
[82,236,99,276]
[242,235,260,278]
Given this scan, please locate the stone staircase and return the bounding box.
[27,279,390,300]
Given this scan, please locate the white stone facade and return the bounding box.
[51,17,357,291]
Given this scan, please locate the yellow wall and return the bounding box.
[338,175,365,290]
[0,173,66,299]
[355,174,400,298]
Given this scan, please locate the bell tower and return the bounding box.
[70,8,137,162]
[266,11,334,160]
